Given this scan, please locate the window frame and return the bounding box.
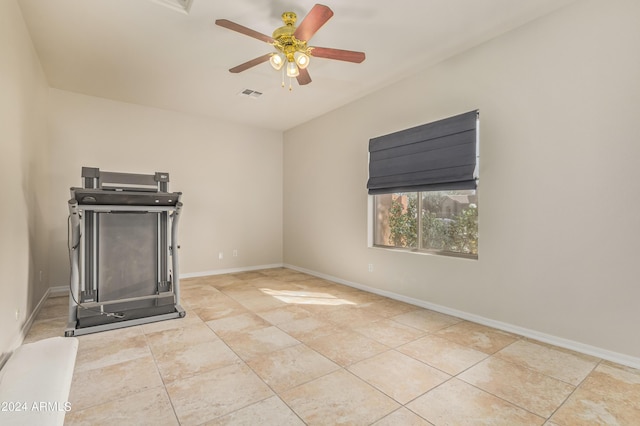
[371,189,478,260]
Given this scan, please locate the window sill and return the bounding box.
[370,244,478,260]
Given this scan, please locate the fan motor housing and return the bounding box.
[273,12,296,40]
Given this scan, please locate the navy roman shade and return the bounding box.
[367,110,479,195]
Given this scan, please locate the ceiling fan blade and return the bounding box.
[229,53,272,73]
[297,68,312,85]
[215,19,274,44]
[310,47,366,63]
[294,4,334,42]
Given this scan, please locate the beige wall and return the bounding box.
[284,0,640,361]
[47,90,283,286]
[0,0,51,354]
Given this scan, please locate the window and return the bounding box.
[368,110,479,258]
[373,190,478,257]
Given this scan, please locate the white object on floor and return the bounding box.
[0,336,79,426]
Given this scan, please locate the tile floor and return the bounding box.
[24,268,640,425]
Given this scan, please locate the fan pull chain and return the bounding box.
[281,67,285,88]
[289,77,293,91]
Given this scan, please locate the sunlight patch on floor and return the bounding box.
[260,288,356,306]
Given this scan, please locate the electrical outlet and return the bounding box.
[368,263,374,272]
[218,252,224,260]
[233,249,238,257]
[39,270,43,283]
[15,309,20,321]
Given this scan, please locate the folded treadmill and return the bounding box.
[65,167,185,336]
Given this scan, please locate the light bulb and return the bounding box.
[269,53,285,70]
[294,51,310,69]
[286,61,299,77]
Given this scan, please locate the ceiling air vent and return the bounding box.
[238,89,263,99]
[148,0,193,14]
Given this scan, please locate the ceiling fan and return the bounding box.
[215,4,366,89]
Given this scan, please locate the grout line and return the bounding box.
[139,329,182,425]
[543,358,603,422]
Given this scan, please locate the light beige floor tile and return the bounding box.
[146,322,219,356]
[140,313,203,334]
[181,289,229,309]
[248,276,293,287]
[237,294,289,312]
[373,408,434,426]
[196,275,244,289]
[280,369,400,425]
[575,361,640,409]
[358,298,419,318]
[66,387,178,426]
[230,271,270,281]
[155,339,241,382]
[180,299,197,310]
[68,354,163,411]
[205,312,270,340]
[326,287,361,297]
[551,361,640,425]
[275,271,315,282]
[205,396,304,426]
[74,333,150,372]
[180,277,208,287]
[75,325,144,353]
[224,325,300,360]
[496,339,600,385]
[459,356,575,418]
[398,335,487,375]
[23,317,66,343]
[324,305,386,328]
[35,303,68,321]
[549,386,640,425]
[256,267,292,278]
[297,303,346,317]
[44,295,70,306]
[392,309,462,332]
[277,316,342,342]
[306,329,389,367]
[192,300,249,322]
[256,305,312,325]
[434,320,519,354]
[293,277,338,289]
[294,284,347,297]
[247,343,340,393]
[39,295,69,316]
[354,318,425,348]
[219,284,264,300]
[348,350,450,404]
[251,281,301,293]
[180,284,223,299]
[339,290,385,305]
[407,378,544,425]
[166,362,273,426]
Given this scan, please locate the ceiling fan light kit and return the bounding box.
[215,4,365,90]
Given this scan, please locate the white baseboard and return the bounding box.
[284,263,640,370]
[180,263,284,279]
[8,287,53,353]
[49,285,68,297]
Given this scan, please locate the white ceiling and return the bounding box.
[18,0,576,131]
